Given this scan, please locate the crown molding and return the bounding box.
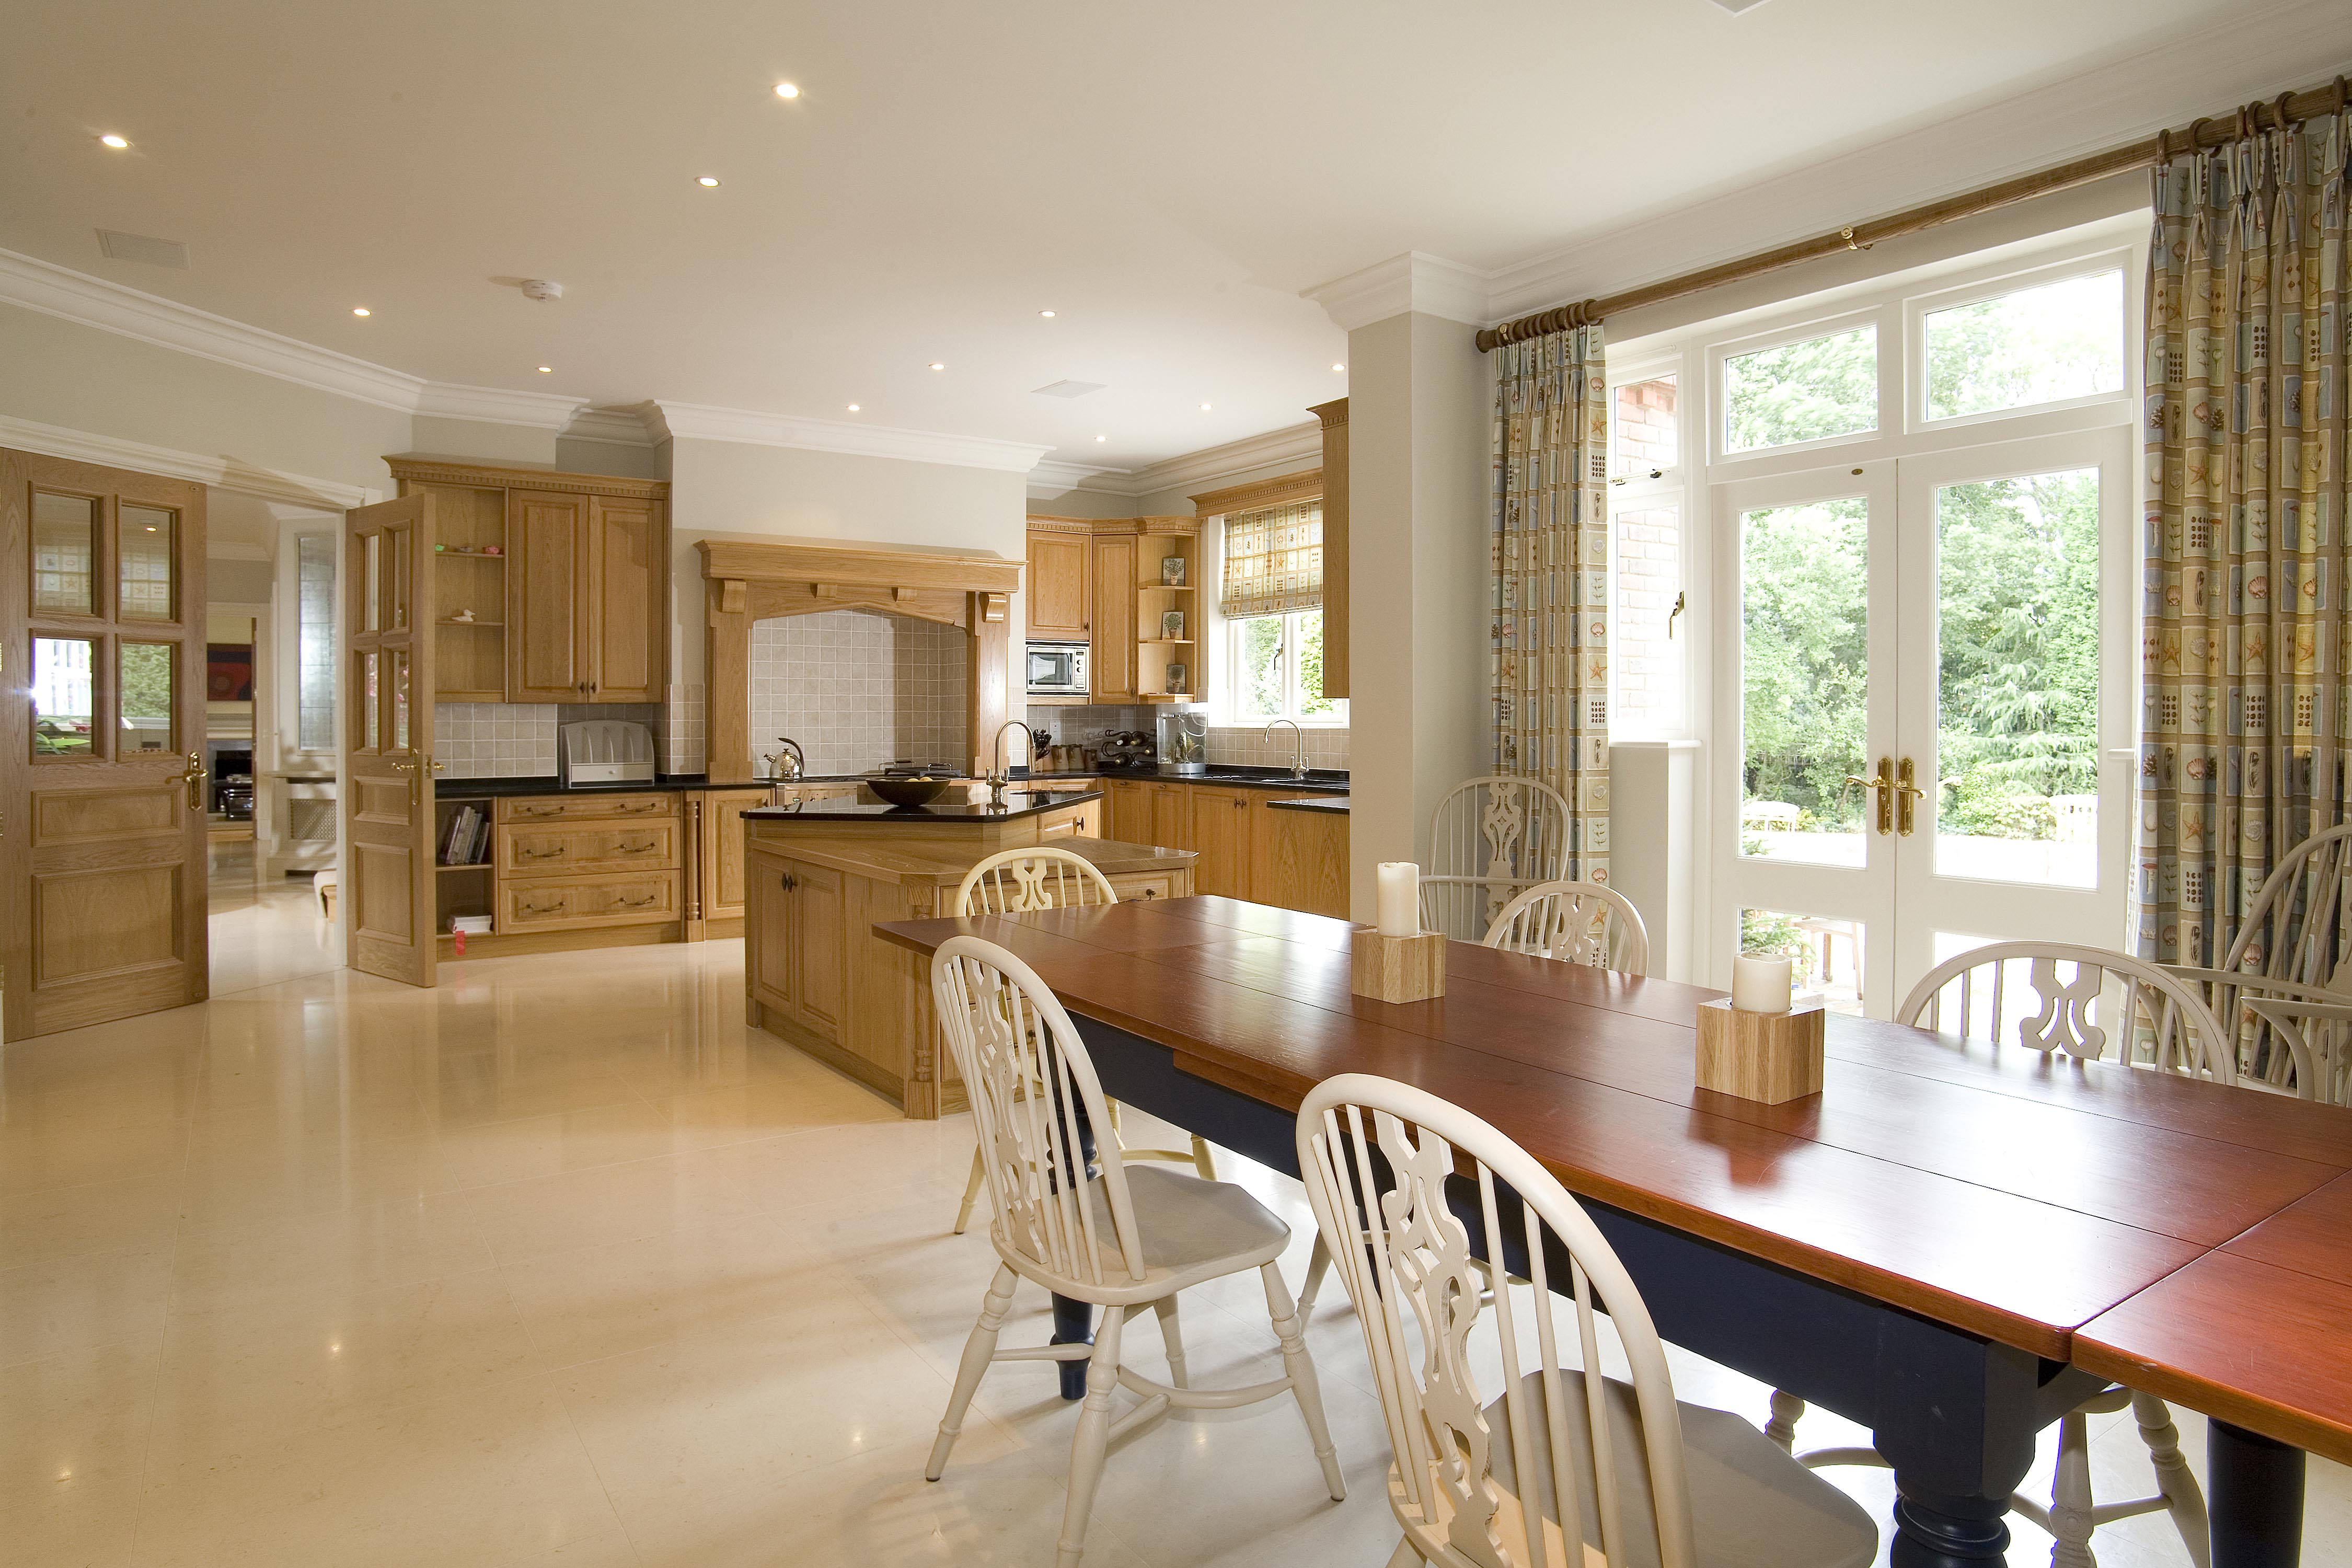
[413,381,588,430]
[1304,250,1495,332]
[0,413,377,510]
[1033,420,1325,501]
[647,399,1049,472]
[562,406,662,447]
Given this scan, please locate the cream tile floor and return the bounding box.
[4,933,2346,1567]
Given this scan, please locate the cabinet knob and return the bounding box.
[780,871,798,891]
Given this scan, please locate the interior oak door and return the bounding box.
[1,448,209,1041]
[343,494,439,987]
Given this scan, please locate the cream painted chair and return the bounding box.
[2164,821,2352,1092]
[1482,878,1651,976]
[949,848,1216,1236]
[1296,1073,1877,1568]
[926,936,1345,1567]
[1420,775,1574,942]
[1768,942,2223,1568]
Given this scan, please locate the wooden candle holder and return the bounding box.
[1695,997,1826,1104]
[1352,929,1447,1003]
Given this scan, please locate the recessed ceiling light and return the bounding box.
[774,82,801,99]
[537,365,552,373]
[929,362,945,371]
[847,403,860,412]
[1094,434,1107,442]
[697,176,720,187]
[351,307,371,317]
[1038,309,1055,318]
[1200,402,1213,411]
[1332,362,1345,372]
[99,133,129,149]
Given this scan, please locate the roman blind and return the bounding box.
[1219,501,1322,620]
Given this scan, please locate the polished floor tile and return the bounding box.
[4,930,2348,1566]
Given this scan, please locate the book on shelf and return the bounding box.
[440,804,491,866]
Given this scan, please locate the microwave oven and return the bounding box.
[1027,641,1090,697]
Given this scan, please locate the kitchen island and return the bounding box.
[742,789,1196,1115]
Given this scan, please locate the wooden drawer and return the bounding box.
[1106,872,1178,903]
[497,820,679,875]
[499,870,681,932]
[497,792,680,825]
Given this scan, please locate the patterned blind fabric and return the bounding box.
[1492,324,1611,884]
[2138,108,2352,968]
[1220,501,1322,620]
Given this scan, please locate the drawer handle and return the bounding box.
[619,894,657,908]
[520,846,567,860]
[521,902,562,915]
[623,840,656,854]
[1142,887,1160,898]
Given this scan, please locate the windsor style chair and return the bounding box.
[1420,775,1574,942]
[1482,878,1651,976]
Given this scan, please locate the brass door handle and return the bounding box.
[1895,757,1925,837]
[166,750,208,811]
[1840,758,1895,835]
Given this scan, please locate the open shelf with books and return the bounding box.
[434,796,495,937]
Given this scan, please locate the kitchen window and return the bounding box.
[1225,609,1342,725]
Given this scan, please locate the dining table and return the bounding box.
[875,895,2352,1568]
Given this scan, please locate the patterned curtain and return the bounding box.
[1492,325,1611,883]
[1219,501,1322,619]
[2138,107,2352,965]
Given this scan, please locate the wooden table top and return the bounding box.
[877,896,2352,1401]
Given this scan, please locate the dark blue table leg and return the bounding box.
[1049,1294,1095,1401]
[2210,1419,2304,1568]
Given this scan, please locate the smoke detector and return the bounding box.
[519,279,565,302]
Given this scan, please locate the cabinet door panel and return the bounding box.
[590,496,663,701]
[747,855,794,1013]
[1089,534,1138,701]
[1148,783,1189,851]
[1027,529,1091,640]
[1187,787,1251,898]
[701,791,766,921]
[509,490,590,701]
[787,859,847,1038]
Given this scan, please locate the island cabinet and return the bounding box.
[741,804,1193,1116]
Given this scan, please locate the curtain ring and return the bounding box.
[2275,91,2297,135]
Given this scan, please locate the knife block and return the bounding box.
[1695,997,1826,1104]
[1352,929,1447,1003]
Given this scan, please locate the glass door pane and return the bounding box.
[1740,496,1870,867]
[31,637,96,756]
[118,505,177,621]
[33,492,98,615]
[119,642,176,753]
[1932,467,2100,887]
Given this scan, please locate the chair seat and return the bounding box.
[1472,1371,1877,1568]
[1016,1165,1288,1303]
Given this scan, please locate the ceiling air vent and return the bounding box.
[1031,380,1106,399]
[1706,0,1774,10]
[96,229,191,269]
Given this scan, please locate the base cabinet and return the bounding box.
[748,854,847,1040]
[1099,778,1346,915]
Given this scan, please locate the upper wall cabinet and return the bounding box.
[1025,524,1091,641]
[388,458,670,705]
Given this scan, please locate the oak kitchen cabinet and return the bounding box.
[748,852,848,1043]
[1088,531,1139,701]
[386,457,668,705]
[1025,515,1200,708]
[1094,777,1343,911]
[1025,525,1091,641]
[1184,784,1254,898]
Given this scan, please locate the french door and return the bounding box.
[1714,424,2132,1017]
[1,449,210,1040]
[342,494,440,987]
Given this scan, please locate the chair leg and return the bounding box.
[1056,1305,1127,1568]
[1765,1390,1806,1452]
[1299,1236,1332,1316]
[2131,1391,2210,1568]
[928,1264,1017,1481]
[1263,1261,1345,1501]
[1386,1536,1424,1568]
[1190,1133,1217,1181]
[2047,1409,2096,1568]
[952,1143,987,1236]
[1151,1294,1188,1389]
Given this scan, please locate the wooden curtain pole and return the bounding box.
[1477,73,2352,351]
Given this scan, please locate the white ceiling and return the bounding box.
[3,1,2343,475]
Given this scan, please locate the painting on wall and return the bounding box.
[207,644,255,702]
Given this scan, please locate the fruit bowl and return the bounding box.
[865,775,951,808]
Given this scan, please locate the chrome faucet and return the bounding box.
[762,737,806,783]
[987,720,1034,809]
[1264,719,1307,780]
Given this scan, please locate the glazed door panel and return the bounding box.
[343,494,438,988]
[1,448,209,1040]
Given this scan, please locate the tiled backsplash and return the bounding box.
[751,609,967,775]
[436,702,663,778]
[1207,724,1350,771]
[663,683,705,776]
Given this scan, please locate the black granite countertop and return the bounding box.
[1023,766,1350,795]
[1265,797,1350,814]
[437,775,727,798]
[743,789,1103,823]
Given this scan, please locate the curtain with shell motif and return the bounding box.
[2138,106,2352,967]
[1492,325,1611,884]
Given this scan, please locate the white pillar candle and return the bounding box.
[1375,862,1420,938]
[1731,953,1793,1014]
